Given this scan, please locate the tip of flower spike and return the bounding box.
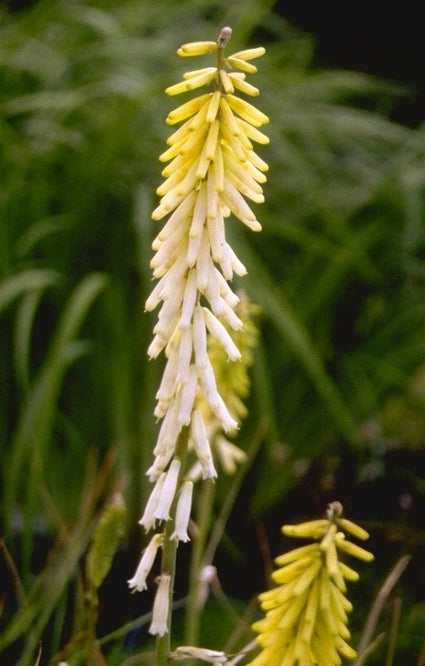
[218,26,232,48]
[327,501,343,519]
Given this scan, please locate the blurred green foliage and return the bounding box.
[1,0,425,663]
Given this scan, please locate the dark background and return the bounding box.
[276,3,425,127]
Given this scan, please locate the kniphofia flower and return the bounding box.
[247,502,374,666]
[131,29,268,639]
[142,26,269,529]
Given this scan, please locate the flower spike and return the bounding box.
[247,502,374,666]
[132,49,267,666]
[130,23,269,663]
[139,26,268,536]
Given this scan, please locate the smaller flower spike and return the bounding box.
[246,503,374,666]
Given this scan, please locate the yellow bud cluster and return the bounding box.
[247,503,374,666]
[153,33,269,234]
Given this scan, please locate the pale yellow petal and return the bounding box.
[336,538,374,562]
[183,66,217,80]
[236,117,269,144]
[247,149,269,172]
[229,47,266,61]
[337,518,370,541]
[219,126,247,163]
[165,68,217,96]
[221,180,262,231]
[228,73,260,96]
[219,96,241,137]
[244,159,268,183]
[226,94,270,126]
[166,93,211,125]
[282,520,328,539]
[226,56,258,74]
[206,90,221,123]
[205,119,220,160]
[219,69,234,93]
[223,148,264,197]
[212,142,225,192]
[161,151,194,178]
[206,169,218,220]
[274,543,320,566]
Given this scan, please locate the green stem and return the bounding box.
[155,430,189,666]
[184,478,215,647]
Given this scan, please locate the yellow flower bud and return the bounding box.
[337,517,370,541]
[166,69,217,96]
[229,73,260,96]
[226,94,270,126]
[274,542,319,566]
[282,519,328,539]
[226,56,258,74]
[166,93,211,125]
[177,41,218,57]
[336,536,375,562]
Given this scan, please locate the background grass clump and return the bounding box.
[1,0,425,664]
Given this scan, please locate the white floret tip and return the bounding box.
[127,534,164,592]
[149,574,171,636]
